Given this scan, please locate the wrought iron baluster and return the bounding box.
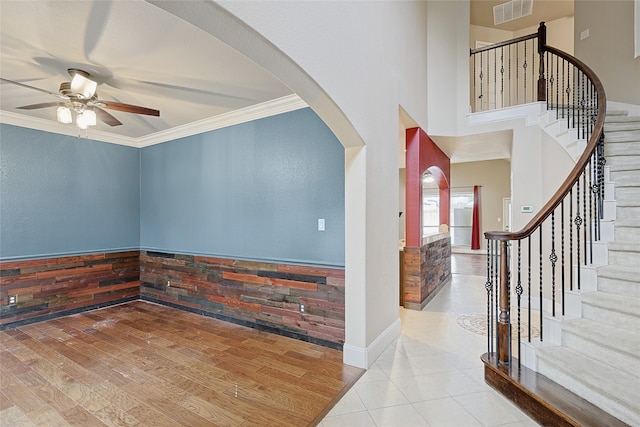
[539,226,543,342]
[566,59,571,127]
[569,188,574,291]
[589,158,594,264]
[561,200,566,315]
[516,241,523,365]
[583,169,588,266]
[576,179,582,290]
[560,59,565,119]
[494,47,497,109]
[473,53,477,112]
[479,53,484,110]
[531,38,535,102]
[516,44,520,105]
[486,239,493,356]
[528,236,532,342]
[500,47,504,109]
[523,42,528,103]
[494,239,500,356]
[550,211,557,317]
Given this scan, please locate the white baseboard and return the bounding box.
[343,318,401,369]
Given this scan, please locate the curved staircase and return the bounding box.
[536,111,640,426]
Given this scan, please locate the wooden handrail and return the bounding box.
[470,32,538,55]
[485,46,606,243]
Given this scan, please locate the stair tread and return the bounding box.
[607,241,640,252]
[599,263,640,275]
[537,346,640,410]
[581,291,640,315]
[614,219,640,227]
[563,318,640,356]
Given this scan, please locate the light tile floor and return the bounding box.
[320,272,540,427]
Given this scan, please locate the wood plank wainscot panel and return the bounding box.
[403,233,451,310]
[0,251,140,329]
[140,251,345,349]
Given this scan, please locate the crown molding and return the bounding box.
[0,94,308,148]
[136,94,308,147]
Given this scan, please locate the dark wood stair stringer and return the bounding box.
[482,353,630,427]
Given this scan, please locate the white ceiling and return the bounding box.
[0,0,302,146]
[1,0,570,161]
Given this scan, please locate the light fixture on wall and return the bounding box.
[423,171,435,183]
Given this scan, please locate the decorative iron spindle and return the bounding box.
[500,47,505,109]
[539,226,543,341]
[523,42,528,103]
[576,179,582,290]
[528,236,532,342]
[583,170,588,266]
[486,240,493,356]
[550,211,557,317]
[561,200,566,315]
[516,241,523,365]
[569,188,574,291]
[589,159,594,265]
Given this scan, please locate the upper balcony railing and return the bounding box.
[470,22,607,367]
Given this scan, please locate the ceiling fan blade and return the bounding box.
[95,100,159,117]
[16,102,66,110]
[94,107,122,127]
[0,78,68,99]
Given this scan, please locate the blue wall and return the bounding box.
[140,108,345,266]
[0,124,141,259]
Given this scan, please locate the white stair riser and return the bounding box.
[564,290,582,319]
[603,200,617,220]
[599,220,614,242]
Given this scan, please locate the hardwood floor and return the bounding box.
[0,301,363,426]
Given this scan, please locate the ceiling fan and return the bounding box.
[0,68,160,129]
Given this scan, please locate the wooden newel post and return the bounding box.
[498,240,510,365]
[537,22,547,102]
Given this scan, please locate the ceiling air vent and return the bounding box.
[494,0,533,25]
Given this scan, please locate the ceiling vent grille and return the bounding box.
[494,0,533,25]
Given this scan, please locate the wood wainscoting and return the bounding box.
[140,251,345,349]
[1,251,140,329]
[0,300,363,426]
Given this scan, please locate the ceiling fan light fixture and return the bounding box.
[70,72,97,99]
[76,109,96,129]
[56,106,72,124]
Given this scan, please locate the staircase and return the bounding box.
[536,111,640,426]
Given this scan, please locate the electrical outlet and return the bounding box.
[300,303,305,313]
[167,280,171,287]
[8,295,17,305]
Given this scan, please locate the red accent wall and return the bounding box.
[405,127,451,247]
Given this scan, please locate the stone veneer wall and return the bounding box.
[403,234,451,310]
[140,251,345,349]
[0,251,140,329]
